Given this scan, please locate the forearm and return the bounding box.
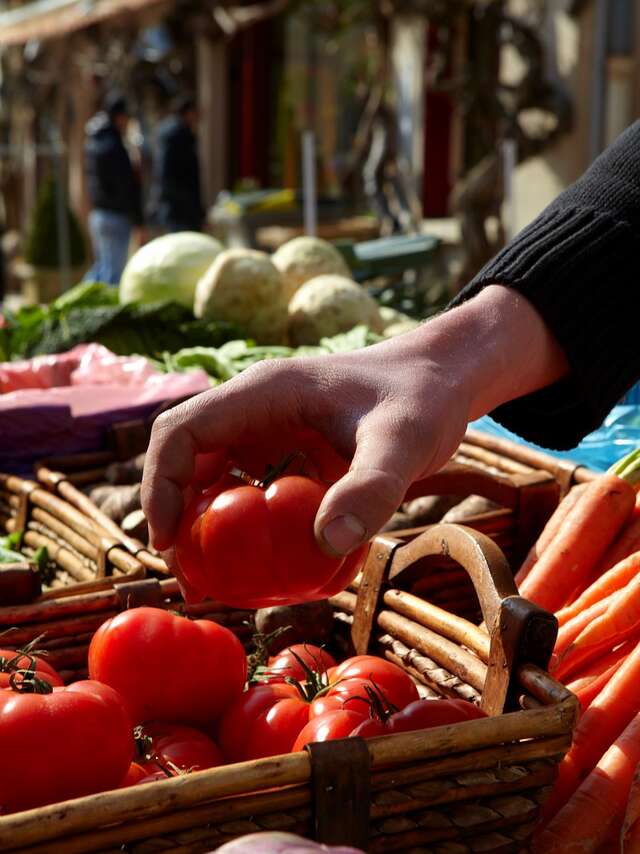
[448,122,640,448]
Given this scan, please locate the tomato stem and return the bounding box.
[9,668,53,694]
[260,452,307,488]
[247,622,293,684]
[133,726,155,761]
[227,452,310,492]
[228,466,262,487]
[281,647,331,702]
[363,682,399,721]
[0,634,50,675]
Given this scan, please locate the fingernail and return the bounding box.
[321,514,367,556]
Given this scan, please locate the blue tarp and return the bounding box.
[471,406,640,474]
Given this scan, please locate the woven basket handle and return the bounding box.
[385,524,558,715]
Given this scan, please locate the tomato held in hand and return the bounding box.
[217,683,312,763]
[88,607,247,727]
[139,722,224,773]
[267,644,337,684]
[0,679,133,813]
[0,647,63,690]
[351,698,487,739]
[175,432,367,608]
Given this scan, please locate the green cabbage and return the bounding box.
[120,232,223,308]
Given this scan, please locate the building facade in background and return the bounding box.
[505,0,639,233]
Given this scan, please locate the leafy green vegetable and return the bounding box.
[318,325,382,352]
[0,531,24,564]
[31,546,49,573]
[3,282,239,360]
[159,325,382,383]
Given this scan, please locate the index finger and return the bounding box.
[141,364,298,550]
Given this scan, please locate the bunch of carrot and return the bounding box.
[514,448,640,853]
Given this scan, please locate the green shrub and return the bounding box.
[24,178,87,268]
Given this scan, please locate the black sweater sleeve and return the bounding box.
[450,121,640,451]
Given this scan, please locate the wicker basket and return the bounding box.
[464,429,598,495]
[0,472,152,601]
[0,524,577,853]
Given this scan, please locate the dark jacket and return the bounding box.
[84,113,142,224]
[452,120,640,450]
[149,115,204,230]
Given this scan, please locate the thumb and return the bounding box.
[314,416,424,557]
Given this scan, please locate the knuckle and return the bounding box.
[150,409,178,444]
[243,357,290,384]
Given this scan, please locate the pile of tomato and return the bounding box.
[0,607,486,817]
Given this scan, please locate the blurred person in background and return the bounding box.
[84,93,144,285]
[149,96,204,234]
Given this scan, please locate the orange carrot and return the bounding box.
[515,483,588,585]
[567,658,625,710]
[562,573,640,669]
[553,592,617,659]
[596,492,640,575]
[534,712,640,853]
[556,552,640,627]
[565,638,635,686]
[623,764,640,852]
[543,639,640,822]
[519,473,635,612]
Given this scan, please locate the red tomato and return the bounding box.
[351,698,487,738]
[120,762,148,787]
[325,665,339,683]
[291,710,367,752]
[176,471,367,608]
[0,647,63,690]
[324,657,420,711]
[0,680,133,813]
[217,683,311,763]
[309,677,388,720]
[88,607,247,727]
[140,722,224,773]
[191,429,348,492]
[267,645,337,683]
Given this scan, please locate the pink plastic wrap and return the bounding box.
[0,345,211,474]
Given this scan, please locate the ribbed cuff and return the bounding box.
[450,206,639,450]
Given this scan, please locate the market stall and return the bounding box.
[1,230,639,854]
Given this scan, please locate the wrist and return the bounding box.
[390,284,569,423]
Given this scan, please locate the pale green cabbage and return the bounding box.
[119,232,223,308]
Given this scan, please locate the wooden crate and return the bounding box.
[0,524,576,853]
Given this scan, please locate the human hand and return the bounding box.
[142,286,568,557]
